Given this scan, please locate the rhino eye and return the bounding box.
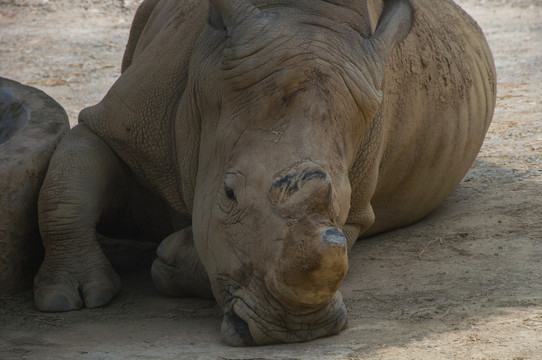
[223,171,243,205]
[225,185,236,201]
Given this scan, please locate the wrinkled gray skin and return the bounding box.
[34,0,496,346]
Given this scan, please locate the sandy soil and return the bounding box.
[1,0,541,359]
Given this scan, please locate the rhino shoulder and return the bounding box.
[79,0,210,213]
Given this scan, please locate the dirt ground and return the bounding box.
[1,0,541,359]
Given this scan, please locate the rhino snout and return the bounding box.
[266,223,348,308]
[265,161,349,306]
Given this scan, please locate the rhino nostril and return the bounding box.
[221,310,256,347]
[321,228,347,246]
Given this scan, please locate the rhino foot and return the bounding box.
[34,259,121,312]
[151,227,213,299]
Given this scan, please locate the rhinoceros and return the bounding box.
[33,0,496,346]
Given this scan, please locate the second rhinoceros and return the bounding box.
[33,0,496,346]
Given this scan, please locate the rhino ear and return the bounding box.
[209,4,226,31]
[209,0,265,36]
[367,0,414,80]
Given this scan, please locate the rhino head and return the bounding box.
[188,0,413,346]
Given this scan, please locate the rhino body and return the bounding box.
[34,0,495,346]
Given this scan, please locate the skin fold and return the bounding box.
[33,0,496,346]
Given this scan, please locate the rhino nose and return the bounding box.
[268,224,348,308]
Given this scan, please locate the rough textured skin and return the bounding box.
[347,0,496,241]
[33,0,495,346]
[0,77,69,297]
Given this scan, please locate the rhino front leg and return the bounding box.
[151,226,213,299]
[34,124,130,311]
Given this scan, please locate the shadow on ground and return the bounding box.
[1,160,541,359]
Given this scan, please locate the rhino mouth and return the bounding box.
[220,285,348,346]
[221,306,256,346]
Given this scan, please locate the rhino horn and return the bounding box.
[267,162,348,306]
[269,161,333,217]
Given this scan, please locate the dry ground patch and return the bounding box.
[1,0,541,358]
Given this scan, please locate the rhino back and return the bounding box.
[79,0,209,216]
[349,0,496,236]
